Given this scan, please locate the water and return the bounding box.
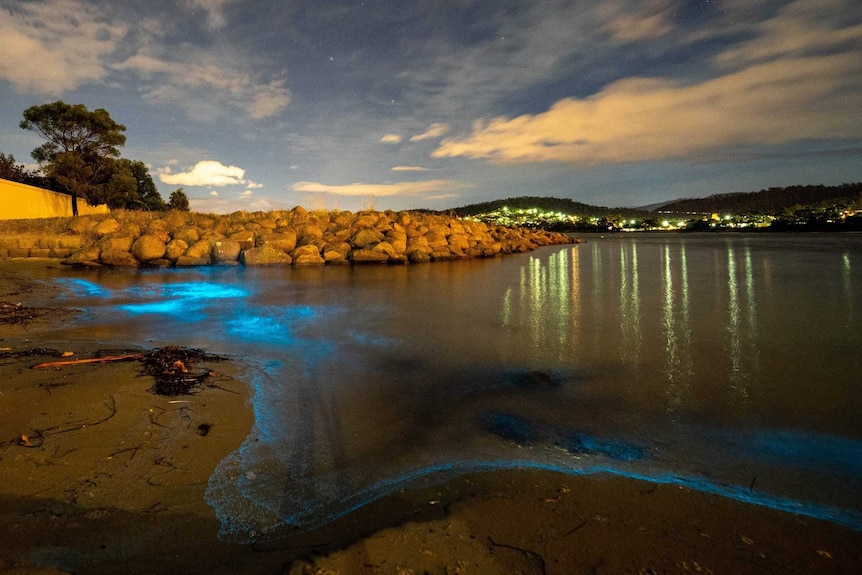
[28,233,862,540]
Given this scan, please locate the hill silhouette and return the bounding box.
[656,183,862,215]
[450,196,647,219]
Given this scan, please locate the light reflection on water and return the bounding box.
[39,234,862,539]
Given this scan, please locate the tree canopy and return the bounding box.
[18,100,165,212]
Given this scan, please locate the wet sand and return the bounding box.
[2,261,861,574]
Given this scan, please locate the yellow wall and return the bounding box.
[0,178,108,219]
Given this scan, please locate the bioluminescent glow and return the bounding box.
[54,277,110,298]
[46,236,862,544]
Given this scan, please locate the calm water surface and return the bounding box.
[29,233,862,540]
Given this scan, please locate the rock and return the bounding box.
[255,217,276,230]
[257,230,297,253]
[145,220,172,244]
[323,242,352,259]
[323,249,348,263]
[131,234,167,262]
[97,234,135,252]
[296,223,324,244]
[447,233,470,254]
[185,239,213,260]
[372,241,399,259]
[67,216,95,235]
[122,223,143,239]
[163,210,190,229]
[212,239,242,263]
[63,246,101,265]
[100,248,140,267]
[241,246,293,266]
[175,255,211,266]
[407,250,431,263]
[290,244,325,265]
[174,226,201,244]
[350,227,384,248]
[350,248,389,263]
[93,218,121,238]
[165,239,188,262]
[424,230,448,250]
[229,230,256,250]
[385,230,407,254]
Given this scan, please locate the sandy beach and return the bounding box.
[2,261,861,575]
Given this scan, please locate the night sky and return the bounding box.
[1,0,860,213]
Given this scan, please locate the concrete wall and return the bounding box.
[0,178,108,220]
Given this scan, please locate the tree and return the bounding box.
[20,101,127,213]
[0,152,47,187]
[97,159,166,210]
[169,188,190,211]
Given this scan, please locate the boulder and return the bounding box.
[174,226,201,244]
[165,239,189,262]
[131,234,167,262]
[63,247,101,265]
[175,255,211,266]
[372,241,398,259]
[323,249,348,263]
[350,249,389,263]
[257,230,297,253]
[323,241,351,259]
[290,244,325,265]
[185,239,213,260]
[97,234,135,252]
[145,220,172,244]
[241,246,293,266]
[424,230,448,250]
[407,250,431,263]
[163,211,190,229]
[93,218,121,238]
[447,233,470,254]
[67,216,95,235]
[350,228,384,248]
[229,230,256,250]
[100,248,140,267]
[212,239,242,263]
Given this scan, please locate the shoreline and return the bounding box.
[2,261,862,574]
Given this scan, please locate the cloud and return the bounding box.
[189,0,238,31]
[595,0,675,43]
[0,0,126,94]
[391,166,429,172]
[434,1,862,166]
[113,53,291,120]
[380,134,403,144]
[716,0,862,66]
[409,123,450,142]
[292,180,469,197]
[157,160,249,187]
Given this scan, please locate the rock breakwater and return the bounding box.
[0,207,576,267]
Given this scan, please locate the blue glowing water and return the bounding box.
[36,234,862,539]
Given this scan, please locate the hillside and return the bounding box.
[657,183,862,215]
[450,196,647,219]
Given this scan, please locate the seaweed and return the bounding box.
[141,346,227,396]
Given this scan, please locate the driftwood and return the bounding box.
[28,346,227,396]
[32,353,144,369]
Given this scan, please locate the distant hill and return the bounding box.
[450,196,648,219]
[656,183,862,215]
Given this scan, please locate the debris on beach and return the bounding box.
[141,346,227,396]
[0,300,36,324]
[25,345,228,396]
